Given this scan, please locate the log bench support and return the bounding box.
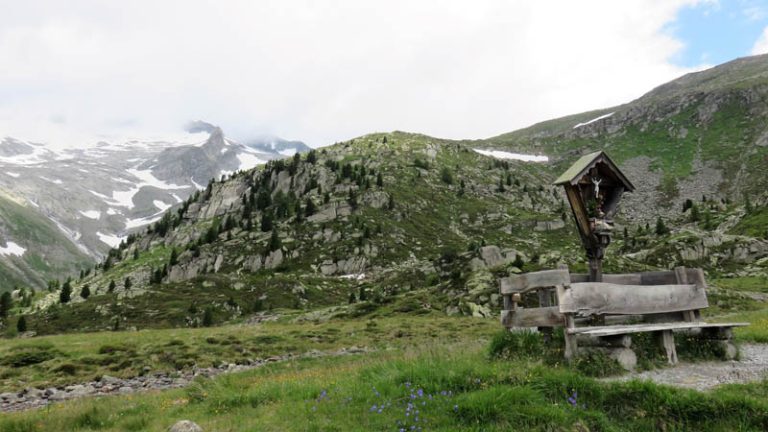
[657,330,678,365]
[500,267,749,370]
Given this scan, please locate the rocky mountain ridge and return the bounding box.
[0,126,308,290]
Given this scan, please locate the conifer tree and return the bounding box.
[16,315,26,333]
[60,281,72,304]
[0,292,12,319]
[80,284,91,299]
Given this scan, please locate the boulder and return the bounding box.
[169,420,203,432]
[264,249,284,269]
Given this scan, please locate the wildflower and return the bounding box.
[567,390,578,407]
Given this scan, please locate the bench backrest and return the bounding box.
[500,266,709,328]
[558,282,708,317]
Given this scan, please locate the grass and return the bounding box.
[3,340,768,431]
[0,315,496,393]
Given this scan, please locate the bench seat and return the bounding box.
[568,322,749,337]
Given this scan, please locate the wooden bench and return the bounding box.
[499,266,748,368]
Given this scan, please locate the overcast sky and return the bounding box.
[1,0,767,148]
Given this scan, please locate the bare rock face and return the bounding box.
[264,249,284,269]
[169,420,203,432]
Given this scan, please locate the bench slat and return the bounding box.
[568,322,749,337]
[558,282,708,316]
[500,269,570,294]
[501,306,563,328]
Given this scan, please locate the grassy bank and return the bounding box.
[2,342,768,431]
[0,315,496,393]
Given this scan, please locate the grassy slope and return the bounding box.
[0,194,92,291]
[3,332,768,431]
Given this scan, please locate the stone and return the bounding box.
[264,249,284,269]
[169,420,203,432]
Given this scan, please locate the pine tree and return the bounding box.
[202,307,214,327]
[305,198,316,216]
[690,204,700,222]
[80,284,91,299]
[440,167,453,185]
[60,281,72,304]
[133,249,140,260]
[268,228,282,252]
[0,292,12,319]
[124,277,132,290]
[169,248,179,266]
[497,177,506,192]
[261,212,274,232]
[108,279,116,292]
[16,315,26,333]
[376,173,383,187]
[655,217,669,235]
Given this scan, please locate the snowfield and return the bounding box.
[96,232,126,248]
[573,112,614,129]
[79,210,101,220]
[0,241,25,257]
[473,149,548,162]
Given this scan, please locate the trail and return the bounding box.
[605,344,768,391]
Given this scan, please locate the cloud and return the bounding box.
[0,0,713,148]
[752,26,768,55]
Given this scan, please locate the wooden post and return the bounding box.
[657,330,678,365]
[674,266,696,322]
[588,256,602,283]
[537,289,553,343]
[563,315,578,362]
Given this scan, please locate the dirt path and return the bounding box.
[605,344,768,391]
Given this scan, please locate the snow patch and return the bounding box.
[5,172,20,178]
[279,148,297,157]
[190,177,206,191]
[573,112,614,129]
[79,210,101,220]
[126,167,188,191]
[171,193,183,203]
[0,241,25,257]
[473,149,548,162]
[153,200,171,212]
[106,208,119,215]
[40,176,63,185]
[96,232,126,248]
[237,152,266,171]
[339,273,366,280]
[124,214,163,230]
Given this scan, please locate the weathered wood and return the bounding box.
[567,322,748,337]
[564,184,593,248]
[674,266,697,322]
[558,282,708,316]
[500,269,571,294]
[658,330,678,365]
[571,272,667,285]
[502,295,512,311]
[576,334,632,348]
[701,326,734,340]
[501,307,564,328]
[563,315,578,362]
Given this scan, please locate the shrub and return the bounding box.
[488,330,545,361]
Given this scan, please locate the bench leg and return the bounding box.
[658,330,678,365]
[563,315,578,362]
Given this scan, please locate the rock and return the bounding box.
[264,249,284,269]
[169,420,203,432]
[534,220,565,231]
[479,246,504,267]
[213,254,225,273]
[610,348,637,371]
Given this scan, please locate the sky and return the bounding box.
[0,0,767,148]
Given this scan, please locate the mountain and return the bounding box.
[0,126,309,290]
[485,54,768,224]
[19,54,768,334]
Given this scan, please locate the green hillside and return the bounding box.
[0,192,92,292]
